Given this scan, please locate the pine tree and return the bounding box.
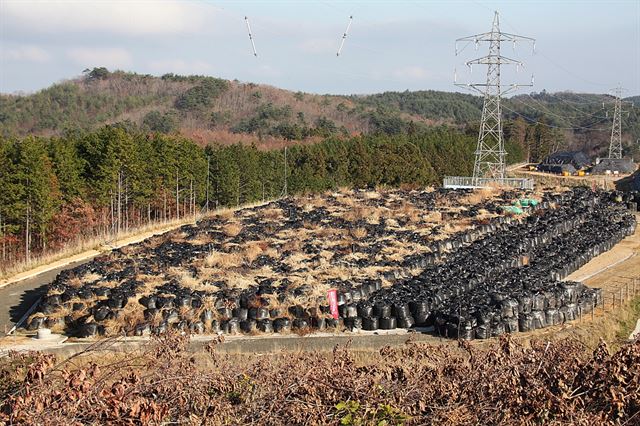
[13,136,60,254]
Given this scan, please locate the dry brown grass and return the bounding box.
[442,222,469,236]
[164,268,206,291]
[178,306,195,321]
[65,277,84,289]
[460,187,499,206]
[384,218,399,228]
[80,272,102,284]
[377,207,394,220]
[222,222,243,237]
[204,251,243,268]
[199,294,217,312]
[260,207,282,220]
[302,220,318,230]
[216,209,235,220]
[424,211,443,223]
[283,252,310,270]
[315,227,346,239]
[364,209,382,225]
[226,273,256,291]
[136,274,165,295]
[262,246,278,258]
[350,227,368,239]
[399,202,420,222]
[178,271,201,290]
[99,318,123,336]
[120,299,146,332]
[170,231,189,243]
[281,238,302,253]
[343,206,367,222]
[261,293,288,313]
[242,242,265,264]
[96,280,119,290]
[362,190,381,200]
[187,233,213,245]
[339,196,357,208]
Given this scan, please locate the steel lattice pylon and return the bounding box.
[455,12,535,184]
[608,87,623,159]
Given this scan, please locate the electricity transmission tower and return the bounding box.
[455,11,535,184]
[608,87,623,159]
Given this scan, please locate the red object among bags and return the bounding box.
[327,289,339,319]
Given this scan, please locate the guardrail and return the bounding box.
[4,295,42,337]
[443,176,535,190]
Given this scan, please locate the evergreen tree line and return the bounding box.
[0,125,525,271]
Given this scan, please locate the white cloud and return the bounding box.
[3,0,209,35]
[67,47,132,69]
[297,38,337,54]
[3,45,50,63]
[392,66,432,81]
[252,64,282,78]
[148,59,213,74]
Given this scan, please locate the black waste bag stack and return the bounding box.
[24,188,635,339]
[367,188,633,339]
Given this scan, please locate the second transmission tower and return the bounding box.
[456,11,534,184]
[608,87,623,159]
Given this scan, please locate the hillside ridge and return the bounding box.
[1,68,639,156]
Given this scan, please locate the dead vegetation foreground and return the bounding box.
[1,333,638,425]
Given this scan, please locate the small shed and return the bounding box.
[538,163,577,175]
[540,151,591,170]
[591,158,637,175]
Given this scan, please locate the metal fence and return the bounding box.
[600,276,640,313]
[443,176,535,190]
[567,276,640,325]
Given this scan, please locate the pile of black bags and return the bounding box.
[25,187,636,339]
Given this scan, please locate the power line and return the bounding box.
[509,94,608,122]
[501,104,610,131]
[473,0,614,90]
[521,93,609,117]
[533,90,611,105]
[488,8,616,95]
[534,49,611,89]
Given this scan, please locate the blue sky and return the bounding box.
[1,0,638,96]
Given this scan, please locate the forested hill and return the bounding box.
[1,68,639,157]
[359,90,640,157]
[0,68,484,146]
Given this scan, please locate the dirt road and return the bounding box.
[565,213,640,291]
[511,166,629,189]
